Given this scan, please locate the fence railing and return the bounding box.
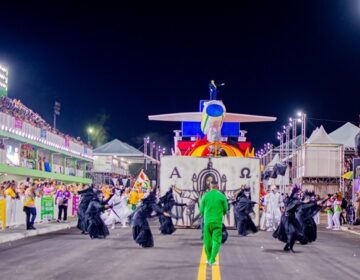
[0,112,93,159]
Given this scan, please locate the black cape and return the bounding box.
[130,191,164,248]
[85,198,110,239]
[233,196,258,236]
[273,193,306,251]
[296,201,321,244]
[158,189,186,235]
[77,188,96,233]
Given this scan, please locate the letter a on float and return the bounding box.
[169,167,181,178]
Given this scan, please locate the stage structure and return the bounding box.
[149,85,276,228]
[160,156,260,227]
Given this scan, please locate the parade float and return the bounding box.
[149,85,276,227]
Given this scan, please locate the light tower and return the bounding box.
[0,64,9,97]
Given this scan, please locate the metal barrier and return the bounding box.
[0,194,79,229]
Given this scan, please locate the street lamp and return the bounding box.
[87,127,94,145]
[144,136,150,170]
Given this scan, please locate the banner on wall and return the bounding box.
[160,156,260,227]
[0,198,6,229]
[353,179,360,203]
[72,195,80,216]
[40,196,54,221]
[15,117,23,129]
[40,129,47,139]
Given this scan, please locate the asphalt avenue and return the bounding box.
[0,223,359,280]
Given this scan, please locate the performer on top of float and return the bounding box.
[209,80,225,100]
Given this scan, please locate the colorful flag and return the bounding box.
[133,169,151,190]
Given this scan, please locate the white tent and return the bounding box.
[266,153,280,168]
[306,127,319,144]
[296,126,342,178]
[306,125,336,144]
[329,122,360,149]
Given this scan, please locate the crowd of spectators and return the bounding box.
[0,96,91,148]
[0,178,86,199]
[344,154,354,173]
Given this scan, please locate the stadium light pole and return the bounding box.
[143,136,150,170]
[87,127,94,146]
[297,111,307,145]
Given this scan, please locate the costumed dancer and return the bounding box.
[200,180,228,265]
[263,185,281,231]
[77,186,96,234]
[296,191,325,244]
[233,187,258,236]
[313,195,321,225]
[85,190,110,239]
[273,185,306,253]
[332,192,342,230]
[325,194,334,229]
[158,188,186,235]
[209,80,225,100]
[130,189,170,248]
[104,189,132,229]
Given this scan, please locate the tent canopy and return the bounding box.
[93,139,159,164]
[266,153,280,168]
[93,139,144,157]
[329,122,360,149]
[306,126,336,144]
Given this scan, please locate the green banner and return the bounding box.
[41,196,54,221]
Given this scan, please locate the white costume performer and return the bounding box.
[263,186,281,231]
[103,190,132,229]
[325,198,334,229]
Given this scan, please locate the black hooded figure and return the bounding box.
[273,185,306,252]
[158,188,186,235]
[130,189,167,248]
[77,187,96,234]
[85,191,110,239]
[296,191,325,244]
[233,187,258,236]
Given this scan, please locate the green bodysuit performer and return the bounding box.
[199,180,228,265]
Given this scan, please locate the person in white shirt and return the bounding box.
[103,189,132,229]
[263,185,282,231]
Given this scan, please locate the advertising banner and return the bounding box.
[40,196,54,221]
[0,198,6,229]
[40,129,47,139]
[72,195,80,216]
[15,117,23,129]
[353,179,360,204]
[160,156,260,227]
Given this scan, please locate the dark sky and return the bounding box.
[1,1,360,151]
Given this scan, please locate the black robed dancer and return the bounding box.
[85,190,110,239]
[77,186,96,234]
[233,187,258,236]
[130,189,170,248]
[273,185,306,253]
[296,191,326,245]
[158,188,186,235]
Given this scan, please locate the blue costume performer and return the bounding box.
[209,80,225,100]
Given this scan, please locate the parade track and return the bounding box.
[0,223,360,280]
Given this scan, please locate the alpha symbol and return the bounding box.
[170,167,181,178]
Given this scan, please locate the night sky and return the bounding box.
[1,1,360,151]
